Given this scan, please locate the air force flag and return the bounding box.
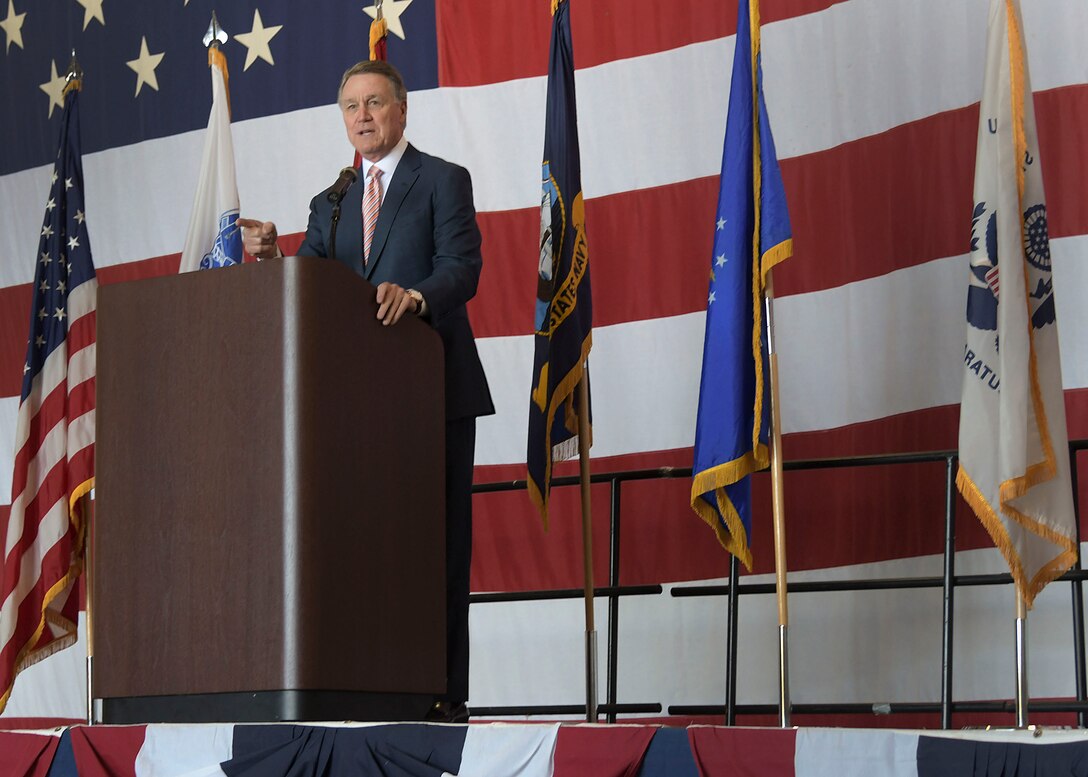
[690,0,792,570]
[956,0,1076,608]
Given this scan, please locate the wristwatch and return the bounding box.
[406,288,425,315]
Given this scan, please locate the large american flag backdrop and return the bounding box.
[1,0,1086,720]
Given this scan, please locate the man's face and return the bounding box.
[340,73,407,163]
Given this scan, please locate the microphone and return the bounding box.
[326,166,359,204]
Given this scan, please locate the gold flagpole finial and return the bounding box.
[203,10,229,49]
[64,49,83,94]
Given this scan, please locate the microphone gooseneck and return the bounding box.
[326,166,358,263]
[326,166,359,204]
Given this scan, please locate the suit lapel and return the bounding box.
[336,174,365,277]
[364,144,422,281]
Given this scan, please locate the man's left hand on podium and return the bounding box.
[375,282,422,326]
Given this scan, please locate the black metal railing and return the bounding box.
[469,441,1087,727]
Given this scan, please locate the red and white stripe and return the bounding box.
[362,166,383,262]
[0,280,95,712]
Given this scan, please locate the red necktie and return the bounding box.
[362,166,383,264]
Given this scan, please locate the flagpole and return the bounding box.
[1015,592,1029,727]
[55,50,98,727]
[576,371,598,722]
[203,11,228,53]
[84,494,94,725]
[764,272,791,728]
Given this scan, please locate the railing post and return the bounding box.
[606,476,622,724]
[1068,444,1086,728]
[941,455,957,730]
[725,553,740,725]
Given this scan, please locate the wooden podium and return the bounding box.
[93,257,446,723]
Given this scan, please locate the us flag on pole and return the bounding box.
[0,79,97,713]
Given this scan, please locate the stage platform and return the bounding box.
[3,721,1088,776]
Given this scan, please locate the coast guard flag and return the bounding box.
[527,0,592,527]
[0,82,97,713]
[690,0,792,570]
[179,46,242,272]
[956,0,1076,608]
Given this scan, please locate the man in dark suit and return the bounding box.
[238,60,493,722]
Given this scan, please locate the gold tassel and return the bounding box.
[369,18,387,59]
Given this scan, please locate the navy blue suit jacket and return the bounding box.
[298,144,494,421]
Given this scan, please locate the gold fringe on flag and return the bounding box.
[369,18,387,60]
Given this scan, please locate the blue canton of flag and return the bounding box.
[0,2,440,177]
[527,0,592,527]
[1,80,97,714]
[690,0,792,570]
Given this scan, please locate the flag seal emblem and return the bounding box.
[967,201,999,331]
[1023,203,1050,271]
[536,162,562,331]
[200,209,241,269]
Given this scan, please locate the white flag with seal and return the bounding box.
[956,0,1076,608]
[179,47,242,272]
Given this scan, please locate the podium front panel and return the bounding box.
[94,257,446,714]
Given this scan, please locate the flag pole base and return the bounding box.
[1015,606,1029,728]
[585,629,598,722]
[779,624,791,728]
[86,655,94,725]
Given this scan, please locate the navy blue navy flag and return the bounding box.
[527,0,592,527]
[690,0,792,570]
[0,80,97,713]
